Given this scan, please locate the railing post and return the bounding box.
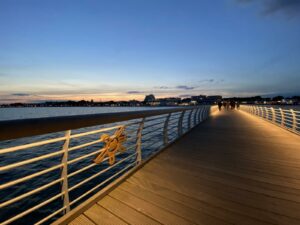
[163,113,171,145]
[264,107,268,120]
[259,107,262,117]
[290,109,297,132]
[136,118,145,165]
[188,109,194,130]
[279,108,285,127]
[201,107,206,121]
[178,110,185,136]
[194,108,199,126]
[271,107,275,122]
[256,106,259,116]
[198,107,203,123]
[61,130,71,214]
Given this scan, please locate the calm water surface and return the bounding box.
[0,106,161,121]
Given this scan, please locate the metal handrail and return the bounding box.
[0,105,216,225]
[0,107,200,141]
[241,105,300,135]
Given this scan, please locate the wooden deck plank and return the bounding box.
[146,158,300,202]
[66,110,300,225]
[68,215,95,225]
[119,181,245,225]
[84,204,128,225]
[130,167,300,225]
[136,163,300,218]
[123,180,272,225]
[98,196,161,225]
[109,188,193,225]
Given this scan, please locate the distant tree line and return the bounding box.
[1,95,299,108]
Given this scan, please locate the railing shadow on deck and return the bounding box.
[0,105,217,225]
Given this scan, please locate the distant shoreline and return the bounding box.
[1,94,299,108]
[1,104,300,109]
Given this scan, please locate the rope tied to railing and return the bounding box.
[93,126,127,165]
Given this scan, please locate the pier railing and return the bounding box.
[241,105,300,135]
[0,105,216,225]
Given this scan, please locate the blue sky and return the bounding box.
[0,0,300,103]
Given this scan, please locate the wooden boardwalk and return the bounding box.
[68,110,300,225]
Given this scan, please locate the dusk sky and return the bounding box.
[1,0,300,103]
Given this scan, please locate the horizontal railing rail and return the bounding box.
[0,107,204,141]
[0,105,217,225]
[241,105,300,135]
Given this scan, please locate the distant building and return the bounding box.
[144,94,155,103]
[191,95,207,104]
[205,95,222,104]
[179,98,192,106]
[156,97,181,106]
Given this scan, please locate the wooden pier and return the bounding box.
[64,110,300,225]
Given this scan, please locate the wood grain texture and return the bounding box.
[68,110,300,225]
[84,204,128,225]
[68,215,95,225]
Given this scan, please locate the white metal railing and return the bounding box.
[241,105,300,135]
[0,105,216,225]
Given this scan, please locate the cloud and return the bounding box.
[178,94,192,98]
[126,91,144,94]
[175,85,195,90]
[199,79,215,83]
[154,85,197,90]
[11,93,31,96]
[263,0,300,16]
[237,0,300,17]
[155,86,171,89]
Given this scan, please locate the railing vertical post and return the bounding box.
[163,113,171,145]
[136,118,145,165]
[188,109,194,130]
[61,130,71,214]
[290,109,297,132]
[194,108,199,126]
[259,107,263,117]
[201,107,205,120]
[198,107,203,123]
[271,107,275,122]
[279,108,285,127]
[178,110,185,136]
[264,107,268,119]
